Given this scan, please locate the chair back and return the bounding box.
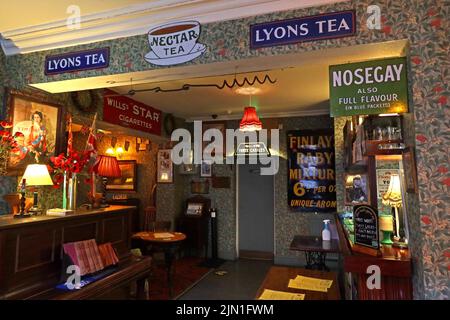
[142,206,156,231]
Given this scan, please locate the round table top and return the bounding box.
[132,231,186,243]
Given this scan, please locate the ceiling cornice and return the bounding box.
[0,0,344,56]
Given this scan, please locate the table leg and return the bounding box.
[164,246,177,298]
[136,277,149,300]
[304,251,329,271]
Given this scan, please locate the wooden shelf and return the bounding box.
[365,139,406,156]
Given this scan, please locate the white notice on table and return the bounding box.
[258,289,305,300]
[154,232,174,239]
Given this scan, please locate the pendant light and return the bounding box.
[239,95,262,132]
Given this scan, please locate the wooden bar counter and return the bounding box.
[335,214,412,300]
[0,205,135,299]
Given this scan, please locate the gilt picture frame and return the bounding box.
[106,160,137,192]
[5,89,65,175]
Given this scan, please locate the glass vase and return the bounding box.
[67,173,78,210]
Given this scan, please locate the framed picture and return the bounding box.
[202,121,226,159]
[402,147,418,193]
[200,160,212,177]
[106,160,137,192]
[185,202,204,216]
[345,173,370,205]
[157,149,173,183]
[6,90,65,174]
[136,137,150,151]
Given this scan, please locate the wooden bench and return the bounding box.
[29,256,152,300]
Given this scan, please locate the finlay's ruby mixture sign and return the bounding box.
[103,89,162,136]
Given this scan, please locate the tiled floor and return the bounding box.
[178,259,273,300]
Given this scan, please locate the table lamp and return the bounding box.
[96,155,121,208]
[379,214,394,245]
[22,164,54,215]
[382,174,406,248]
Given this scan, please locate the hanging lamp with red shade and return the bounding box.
[239,106,262,131]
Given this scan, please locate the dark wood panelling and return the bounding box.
[0,206,134,299]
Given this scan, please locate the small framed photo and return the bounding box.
[185,202,204,216]
[200,160,212,177]
[402,147,418,193]
[157,149,173,183]
[136,137,150,151]
[345,173,370,205]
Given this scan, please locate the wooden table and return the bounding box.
[290,235,340,271]
[255,266,340,300]
[132,231,186,298]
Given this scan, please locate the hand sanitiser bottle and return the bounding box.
[322,220,331,241]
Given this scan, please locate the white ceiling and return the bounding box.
[33,40,408,120]
[0,0,345,55]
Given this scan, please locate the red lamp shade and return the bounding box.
[239,106,262,131]
[96,155,121,177]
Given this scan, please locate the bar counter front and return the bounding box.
[0,205,140,299]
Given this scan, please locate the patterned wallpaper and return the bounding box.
[0,0,448,299]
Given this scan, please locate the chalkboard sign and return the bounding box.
[353,205,379,249]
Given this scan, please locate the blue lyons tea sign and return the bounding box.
[329,57,409,117]
[45,48,110,75]
[250,10,355,49]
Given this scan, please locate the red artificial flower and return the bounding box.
[433,86,443,93]
[416,134,427,143]
[13,132,24,138]
[0,121,13,129]
[421,216,431,225]
[0,130,9,137]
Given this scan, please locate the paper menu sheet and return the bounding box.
[295,275,333,288]
[258,289,305,300]
[288,275,333,293]
[154,232,174,238]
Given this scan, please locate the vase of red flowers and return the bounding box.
[49,150,89,209]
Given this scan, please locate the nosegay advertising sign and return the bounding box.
[103,89,162,136]
[288,130,336,212]
[329,57,409,117]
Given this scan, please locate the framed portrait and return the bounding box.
[6,90,65,174]
[106,160,137,192]
[345,173,370,205]
[202,121,226,159]
[185,202,204,216]
[200,160,212,177]
[402,147,418,193]
[157,149,173,183]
